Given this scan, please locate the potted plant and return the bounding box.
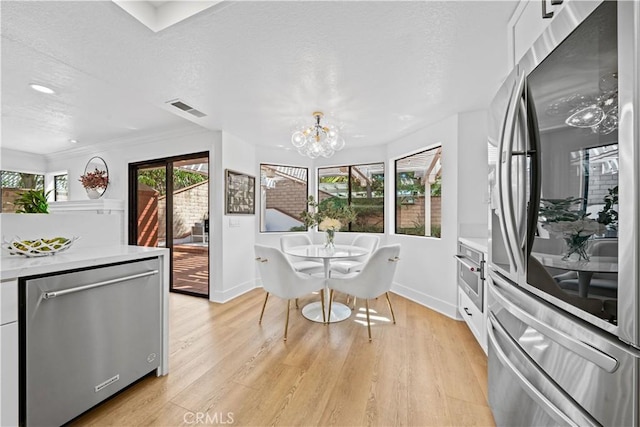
[300,196,357,249]
[13,189,51,213]
[596,185,618,234]
[79,168,108,199]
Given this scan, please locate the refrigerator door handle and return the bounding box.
[516,97,529,254]
[488,314,600,427]
[501,72,526,274]
[491,277,619,373]
[42,270,159,299]
[496,83,516,272]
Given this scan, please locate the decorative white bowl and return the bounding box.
[3,236,79,257]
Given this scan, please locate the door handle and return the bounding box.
[541,0,554,19]
[496,78,518,273]
[42,270,159,299]
[490,276,619,373]
[488,314,599,427]
[464,307,473,317]
[454,255,482,274]
[501,72,526,274]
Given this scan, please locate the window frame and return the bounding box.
[394,145,443,238]
[53,174,69,201]
[316,162,385,233]
[259,163,309,233]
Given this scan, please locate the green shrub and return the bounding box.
[14,189,50,213]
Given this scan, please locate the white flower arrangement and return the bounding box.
[543,218,605,261]
[318,218,341,231]
[543,218,605,237]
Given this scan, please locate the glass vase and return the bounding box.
[563,234,591,261]
[325,229,335,250]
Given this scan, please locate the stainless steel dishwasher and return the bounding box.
[19,258,161,427]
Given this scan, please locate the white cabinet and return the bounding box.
[458,287,487,353]
[508,0,566,67]
[1,279,18,325]
[1,279,18,425]
[0,322,18,426]
[0,280,18,426]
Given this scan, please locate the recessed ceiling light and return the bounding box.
[29,83,56,94]
[69,139,78,144]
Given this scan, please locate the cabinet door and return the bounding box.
[1,280,18,325]
[459,288,487,353]
[0,322,18,427]
[511,0,566,66]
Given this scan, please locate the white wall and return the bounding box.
[0,148,47,174]
[386,115,460,318]
[44,125,242,302]
[213,131,258,302]
[457,109,489,238]
[253,117,491,320]
[3,110,490,318]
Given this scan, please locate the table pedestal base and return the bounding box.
[302,301,351,323]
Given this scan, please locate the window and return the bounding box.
[317,163,385,233]
[0,170,45,213]
[395,146,442,237]
[54,174,69,201]
[568,143,618,232]
[260,164,309,232]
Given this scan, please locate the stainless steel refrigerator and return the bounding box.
[487,1,640,425]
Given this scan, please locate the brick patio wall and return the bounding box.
[396,196,442,228]
[1,188,25,213]
[265,179,307,220]
[158,180,209,239]
[587,167,617,207]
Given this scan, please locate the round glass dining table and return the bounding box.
[532,252,618,298]
[283,244,368,323]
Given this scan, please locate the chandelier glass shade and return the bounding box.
[562,72,618,135]
[291,112,345,159]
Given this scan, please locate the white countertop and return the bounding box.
[1,245,169,281]
[458,237,488,254]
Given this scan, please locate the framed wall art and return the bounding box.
[225,169,255,215]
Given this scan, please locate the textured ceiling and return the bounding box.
[1,1,518,155]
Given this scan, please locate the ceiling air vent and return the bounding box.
[166,99,207,118]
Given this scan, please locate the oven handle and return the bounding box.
[488,314,599,427]
[454,255,482,275]
[491,276,619,373]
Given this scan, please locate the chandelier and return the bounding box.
[291,112,345,159]
[560,72,618,135]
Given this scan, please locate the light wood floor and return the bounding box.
[71,289,495,426]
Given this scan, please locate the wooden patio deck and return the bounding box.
[172,244,209,296]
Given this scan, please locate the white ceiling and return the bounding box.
[1,1,518,156]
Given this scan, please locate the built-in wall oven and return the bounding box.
[455,241,484,312]
[487,0,640,425]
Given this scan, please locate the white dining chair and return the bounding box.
[329,234,380,275]
[280,234,324,275]
[254,245,326,340]
[327,244,401,341]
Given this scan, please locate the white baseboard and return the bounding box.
[212,279,461,322]
[391,282,460,320]
[209,279,259,303]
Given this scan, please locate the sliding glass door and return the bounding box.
[129,152,210,298]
